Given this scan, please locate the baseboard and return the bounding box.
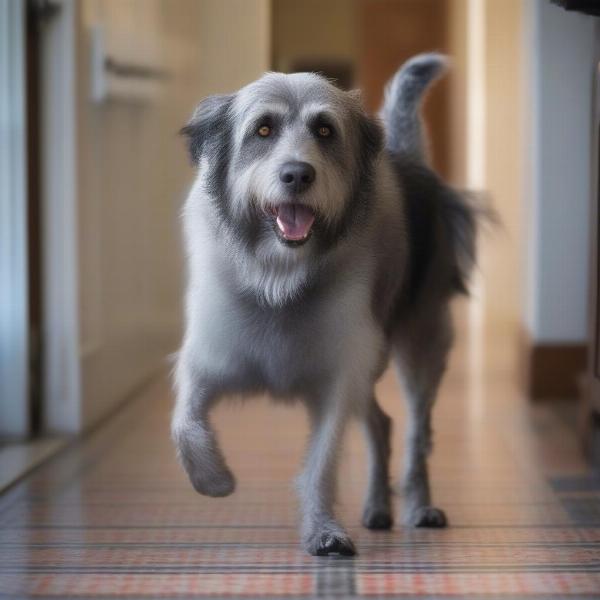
[521,332,587,400]
[0,437,67,493]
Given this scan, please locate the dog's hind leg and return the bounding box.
[298,397,355,556]
[171,353,235,497]
[361,397,393,530]
[393,303,452,527]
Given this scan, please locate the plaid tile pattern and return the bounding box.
[1,367,599,599]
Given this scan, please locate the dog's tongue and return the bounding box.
[276,204,315,240]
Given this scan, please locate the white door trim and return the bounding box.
[40,0,81,433]
[0,0,29,437]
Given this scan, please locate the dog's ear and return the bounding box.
[347,89,384,164]
[347,89,362,103]
[358,112,384,162]
[180,94,234,165]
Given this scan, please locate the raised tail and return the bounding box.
[379,53,448,162]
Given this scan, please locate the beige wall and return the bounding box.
[447,0,468,188]
[75,0,270,429]
[482,0,525,332]
[272,0,357,73]
[448,0,525,341]
[196,0,271,93]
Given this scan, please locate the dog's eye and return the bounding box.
[257,125,271,137]
[317,126,332,138]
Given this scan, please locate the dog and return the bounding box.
[172,53,477,556]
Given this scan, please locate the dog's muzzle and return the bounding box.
[268,161,317,246]
[279,161,316,194]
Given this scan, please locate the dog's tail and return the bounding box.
[380,53,448,162]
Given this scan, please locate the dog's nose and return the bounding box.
[279,161,316,193]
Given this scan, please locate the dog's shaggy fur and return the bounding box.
[172,54,476,556]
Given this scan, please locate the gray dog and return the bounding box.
[172,53,476,556]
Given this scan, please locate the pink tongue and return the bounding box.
[276,204,315,240]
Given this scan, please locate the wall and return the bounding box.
[196,0,271,93]
[272,0,357,74]
[447,0,525,336]
[357,0,451,178]
[482,0,525,333]
[524,0,595,344]
[71,0,270,430]
[447,0,468,188]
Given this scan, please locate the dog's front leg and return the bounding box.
[171,355,235,497]
[297,389,355,556]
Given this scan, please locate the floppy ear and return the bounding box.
[347,88,384,165]
[180,94,234,165]
[358,112,384,163]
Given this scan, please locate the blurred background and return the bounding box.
[1,0,598,485]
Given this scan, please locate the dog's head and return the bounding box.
[182,72,383,258]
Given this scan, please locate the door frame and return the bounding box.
[0,0,29,438]
[39,0,81,433]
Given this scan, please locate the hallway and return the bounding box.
[1,0,598,598]
[1,304,599,599]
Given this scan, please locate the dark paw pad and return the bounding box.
[308,533,356,557]
[412,506,447,528]
[362,508,393,530]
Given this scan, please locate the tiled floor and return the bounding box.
[1,301,599,599]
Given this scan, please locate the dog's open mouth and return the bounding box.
[270,203,315,245]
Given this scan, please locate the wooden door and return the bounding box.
[357,0,450,179]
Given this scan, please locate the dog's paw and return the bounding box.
[362,506,393,530]
[189,468,236,498]
[303,526,356,556]
[406,506,447,528]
